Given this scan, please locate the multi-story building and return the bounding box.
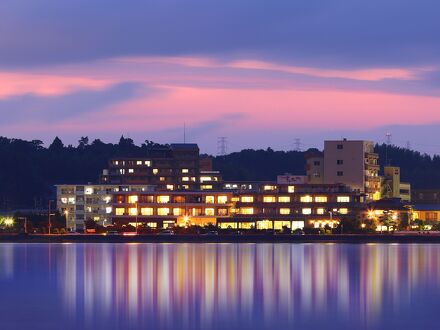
[381,166,411,202]
[56,184,153,231]
[100,144,222,190]
[112,182,362,230]
[306,139,381,200]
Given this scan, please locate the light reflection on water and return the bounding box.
[1,243,440,330]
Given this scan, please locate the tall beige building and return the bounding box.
[306,139,381,201]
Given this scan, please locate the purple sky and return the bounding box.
[1,0,440,154]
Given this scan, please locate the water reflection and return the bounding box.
[1,243,440,330]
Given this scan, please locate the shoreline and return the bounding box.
[1,234,440,244]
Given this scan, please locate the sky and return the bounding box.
[1,0,440,155]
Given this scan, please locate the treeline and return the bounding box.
[1,136,440,210]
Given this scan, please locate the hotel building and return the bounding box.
[306,139,381,201]
[112,182,361,230]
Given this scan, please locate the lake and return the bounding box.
[0,243,439,330]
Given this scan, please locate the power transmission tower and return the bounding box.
[294,138,302,152]
[386,132,392,145]
[406,140,411,150]
[217,137,228,156]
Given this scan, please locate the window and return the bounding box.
[166,185,174,190]
[263,196,276,203]
[278,196,291,203]
[144,161,151,167]
[314,196,327,203]
[241,196,254,203]
[302,208,312,215]
[159,177,165,182]
[182,177,189,182]
[280,208,290,215]
[157,195,170,203]
[152,168,159,175]
[218,195,228,204]
[136,161,142,165]
[317,208,325,215]
[337,171,344,176]
[263,185,277,191]
[200,176,212,182]
[128,207,138,216]
[105,207,112,214]
[141,207,153,216]
[337,196,350,203]
[339,208,348,214]
[201,185,213,190]
[119,169,125,174]
[240,207,254,215]
[173,208,182,216]
[313,161,320,166]
[128,195,138,203]
[157,208,170,216]
[206,196,215,204]
[128,169,134,173]
[288,186,295,193]
[181,168,189,173]
[337,159,343,165]
[218,208,228,216]
[205,208,215,216]
[300,195,313,203]
[337,144,343,149]
[61,197,68,204]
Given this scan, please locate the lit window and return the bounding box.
[144,161,151,166]
[157,195,170,203]
[288,186,295,193]
[166,185,174,190]
[181,168,189,173]
[201,185,213,190]
[119,169,125,174]
[263,196,276,203]
[129,207,138,216]
[68,197,75,204]
[302,208,312,215]
[173,208,182,216]
[315,196,328,203]
[105,207,112,214]
[200,176,212,182]
[128,169,134,173]
[114,161,119,165]
[278,196,290,203]
[182,177,189,182]
[317,208,325,215]
[160,177,165,181]
[206,196,215,204]
[115,208,125,216]
[157,208,170,216]
[231,197,239,202]
[337,196,350,203]
[241,196,254,203]
[141,207,153,216]
[153,168,159,175]
[263,185,277,191]
[205,208,215,216]
[85,187,93,195]
[218,196,228,204]
[128,195,138,203]
[136,161,142,165]
[300,195,313,203]
[240,207,254,215]
[61,197,68,204]
[280,208,290,215]
[339,208,348,214]
[182,185,189,190]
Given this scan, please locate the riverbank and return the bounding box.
[1,233,440,243]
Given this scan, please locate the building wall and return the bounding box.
[323,140,380,200]
[305,152,324,184]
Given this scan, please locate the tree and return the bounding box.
[48,136,64,152]
[78,136,89,149]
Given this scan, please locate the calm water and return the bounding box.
[0,243,440,330]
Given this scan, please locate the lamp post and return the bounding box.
[48,200,54,235]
